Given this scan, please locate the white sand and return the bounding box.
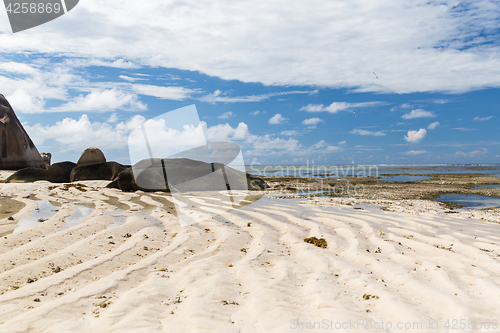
[0,181,500,332]
[0,171,15,181]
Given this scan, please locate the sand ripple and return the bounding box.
[0,184,499,332]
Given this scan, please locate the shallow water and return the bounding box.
[378,175,433,182]
[105,209,165,231]
[434,194,500,209]
[14,200,59,233]
[473,185,500,189]
[268,190,335,198]
[57,206,95,232]
[106,216,128,230]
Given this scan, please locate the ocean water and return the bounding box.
[434,194,500,210]
[377,175,433,182]
[246,164,500,179]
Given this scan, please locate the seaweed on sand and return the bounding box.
[304,237,327,248]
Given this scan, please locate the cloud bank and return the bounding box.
[1,0,499,94]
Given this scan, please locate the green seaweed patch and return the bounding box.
[362,294,379,300]
[98,301,112,308]
[63,183,87,192]
[304,237,328,248]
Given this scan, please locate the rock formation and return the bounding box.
[77,147,106,165]
[7,161,129,183]
[0,94,45,170]
[6,162,77,183]
[40,152,51,168]
[6,155,269,191]
[70,162,127,182]
[106,158,269,192]
[106,163,167,192]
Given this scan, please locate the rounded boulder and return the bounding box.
[77,147,106,166]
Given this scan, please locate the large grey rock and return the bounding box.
[70,162,127,182]
[107,158,269,192]
[106,163,167,192]
[77,147,106,165]
[0,94,45,170]
[247,174,270,191]
[6,162,77,183]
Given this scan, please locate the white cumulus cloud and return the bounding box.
[403,150,429,155]
[25,114,134,152]
[201,90,312,103]
[245,135,300,155]
[404,129,427,143]
[350,129,386,136]
[249,110,264,116]
[300,102,383,113]
[130,84,197,100]
[49,89,147,113]
[326,145,342,152]
[474,116,493,121]
[401,109,436,119]
[107,113,119,123]
[119,75,145,82]
[281,130,299,136]
[268,113,288,124]
[455,148,488,157]
[302,117,324,125]
[218,111,233,119]
[312,140,327,149]
[6,90,46,113]
[427,121,440,130]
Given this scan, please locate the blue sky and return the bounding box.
[0,0,499,165]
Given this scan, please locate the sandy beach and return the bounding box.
[2,0,500,331]
[0,173,499,333]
